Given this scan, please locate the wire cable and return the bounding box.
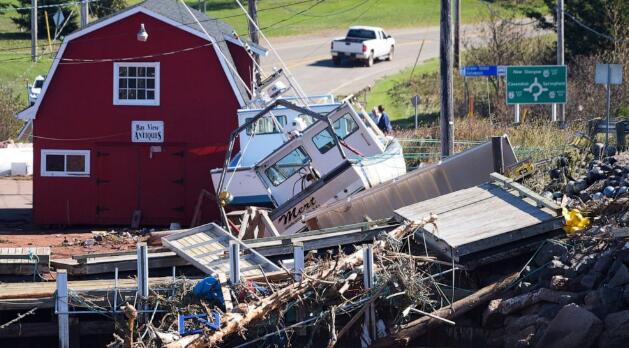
[563,10,629,43]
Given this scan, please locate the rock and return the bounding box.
[598,287,623,316]
[597,310,629,348]
[550,275,569,290]
[534,243,569,267]
[504,325,537,348]
[608,263,629,288]
[83,239,95,247]
[535,304,603,348]
[580,271,603,290]
[593,252,614,273]
[623,284,629,306]
[482,299,505,328]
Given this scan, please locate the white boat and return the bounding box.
[212,99,406,235]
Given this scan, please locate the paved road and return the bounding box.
[0,178,32,225]
[261,24,485,96]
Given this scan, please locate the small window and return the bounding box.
[265,147,311,186]
[299,114,316,127]
[311,113,359,154]
[41,150,90,177]
[114,62,159,106]
[246,115,287,135]
[333,113,359,139]
[312,129,336,154]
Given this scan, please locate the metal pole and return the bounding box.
[80,0,88,27]
[136,243,149,298]
[605,64,612,153]
[362,244,375,341]
[229,241,241,284]
[453,0,461,69]
[557,0,565,124]
[414,104,418,129]
[248,0,261,85]
[439,0,454,158]
[514,104,520,124]
[56,269,69,348]
[31,0,37,62]
[293,242,304,282]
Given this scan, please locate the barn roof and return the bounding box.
[17,0,264,121]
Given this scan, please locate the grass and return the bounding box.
[189,0,506,38]
[365,58,439,125]
[0,0,521,103]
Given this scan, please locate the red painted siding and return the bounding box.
[33,12,252,226]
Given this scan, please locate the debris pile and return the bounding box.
[479,153,629,348]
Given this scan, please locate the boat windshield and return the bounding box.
[265,147,311,186]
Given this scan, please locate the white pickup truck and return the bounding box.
[331,26,395,67]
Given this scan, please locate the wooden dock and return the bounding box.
[0,247,50,275]
[394,173,564,267]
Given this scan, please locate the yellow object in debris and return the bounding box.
[218,191,233,206]
[562,208,590,234]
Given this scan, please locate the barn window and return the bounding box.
[41,150,90,177]
[113,62,160,106]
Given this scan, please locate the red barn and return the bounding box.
[17,0,265,226]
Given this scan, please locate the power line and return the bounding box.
[0,0,100,12]
[0,0,320,53]
[563,10,629,43]
[279,0,370,18]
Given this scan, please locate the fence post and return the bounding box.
[57,269,69,348]
[229,241,241,284]
[293,242,304,282]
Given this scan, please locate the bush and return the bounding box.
[0,87,25,142]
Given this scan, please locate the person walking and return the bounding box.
[377,105,392,134]
[370,106,381,124]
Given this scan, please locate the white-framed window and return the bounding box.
[41,149,90,177]
[113,62,160,106]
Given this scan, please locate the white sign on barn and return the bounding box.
[132,121,164,143]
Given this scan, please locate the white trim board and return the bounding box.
[19,6,248,121]
[40,149,91,177]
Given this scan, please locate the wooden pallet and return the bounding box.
[394,173,563,266]
[162,223,281,278]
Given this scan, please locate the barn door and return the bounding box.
[138,145,185,225]
[96,145,139,224]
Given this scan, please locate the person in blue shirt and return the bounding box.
[377,105,392,134]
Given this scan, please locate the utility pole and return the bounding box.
[440,0,454,158]
[556,0,565,124]
[31,0,37,62]
[247,0,261,85]
[454,0,461,69]
[80,0,89,27]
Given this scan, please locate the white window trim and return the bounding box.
[113,62,160,106]
[41,149,91,177]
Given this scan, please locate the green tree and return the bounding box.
[0,87,24,141]
[526,0,629,59]
[11,0,79,38]
[89,0,127,19]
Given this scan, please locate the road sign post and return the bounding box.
[595,64,623,153]
[506,66,567,105]
[411,95,420,129]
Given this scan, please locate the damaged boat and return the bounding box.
[211,98,407,235]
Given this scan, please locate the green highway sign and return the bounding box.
[506,65,567,105]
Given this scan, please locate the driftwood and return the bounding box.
[122,303,138,348]
[166,220,429,348]
[372,272,519,347]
